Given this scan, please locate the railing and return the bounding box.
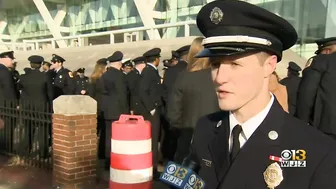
[0,20,197,51]
[0,100,52,169]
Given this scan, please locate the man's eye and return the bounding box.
[231,62,240,66]
[211,62,220,68]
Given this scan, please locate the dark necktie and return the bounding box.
[230,124,242,162]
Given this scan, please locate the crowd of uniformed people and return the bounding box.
[1,0,336,188]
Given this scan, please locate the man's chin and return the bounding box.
[218,101,239,111]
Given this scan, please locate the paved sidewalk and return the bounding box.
[0,156,169,189]
[0,156,108,189]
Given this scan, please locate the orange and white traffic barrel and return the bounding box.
[110,115,152,189]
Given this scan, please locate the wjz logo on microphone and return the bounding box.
[160,162,205,188]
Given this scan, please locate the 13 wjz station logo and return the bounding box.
[280,149,306,168]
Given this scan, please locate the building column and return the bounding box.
[54,4,67,27]
[325,0,336,37]
[33,0,67,48]
[134,0,161,40]
[0,11,7,43]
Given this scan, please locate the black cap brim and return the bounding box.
[195,47,260,58]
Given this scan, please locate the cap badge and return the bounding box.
[210,7,223,24]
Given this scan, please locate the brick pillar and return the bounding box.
[52,95,97,189]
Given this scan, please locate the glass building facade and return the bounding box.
[0,0,335,58]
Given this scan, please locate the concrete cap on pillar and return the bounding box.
[53,95,97,115]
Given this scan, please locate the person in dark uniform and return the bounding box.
[183,1,336,189]
[0,51,18,153]
[9,61,20,98]
[0,51,18,101]
[296,37,336,139]
[139,48,164,178]
[122,60,133,107]
[74,68,89,95]
[18,55,53,157]
[100,51,129,169]
[162,50,188,98]
[161,49,188,163]
[11,61,20,83]
[126,57,146,116]
[296,53,336,140]
[49,54,75,99]
[42,61,54,83]
[279,62,301,115]
[19,55,53,106]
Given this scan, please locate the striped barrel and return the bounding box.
[110,114,153,189]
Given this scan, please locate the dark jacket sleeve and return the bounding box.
[2,69,19,100]
[87,80,96,98]
[139,70,155,112]
[167,73,185,129]
[128,75,136,112]
[45,74,54,103]
[296,56,326,124]
[64,71,75,95]
[162,69,171,103]
[116,73,129,114]
[182,116,202,166]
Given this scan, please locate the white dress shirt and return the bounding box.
[135,67,141,74]
[147,63,157,70]
[146,62,158,115]
[229,94,274,152]
[55,67,61,73]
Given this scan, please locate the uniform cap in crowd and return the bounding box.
[51,54,65,63]
[287,61,302,72]
[107,51,123,62]
[0,51,15,59]
[28,55,44,64]
[176,45,190,56]
[315,37,336,54]
[143,48,161,59]
[122,60,133,68]
[77,68,85,73]
[132,56,146,65]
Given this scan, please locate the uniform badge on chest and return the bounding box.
[59,75,62,79]
[263,162,283,189]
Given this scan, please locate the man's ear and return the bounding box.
[263,55,277,78]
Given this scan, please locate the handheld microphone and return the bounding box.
[159,161,205,189]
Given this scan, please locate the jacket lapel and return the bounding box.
[208,111,231,183]
[219,100,285,189]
